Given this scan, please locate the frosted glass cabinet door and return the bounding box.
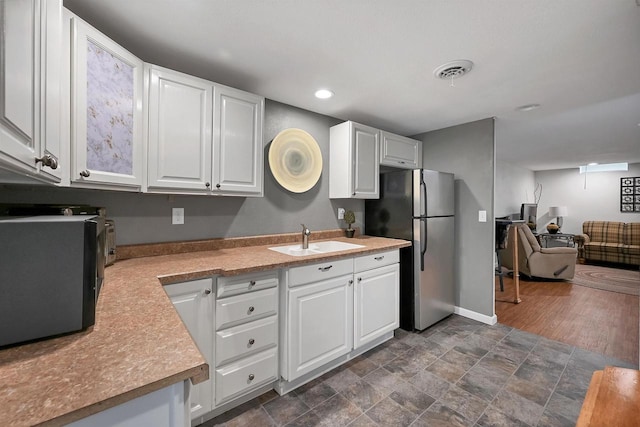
[71,16,143,188]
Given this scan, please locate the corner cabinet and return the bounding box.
[380,131,422,169]
[329,121,379,199]
[146,65,264,197]
[0,0,63,183]
[164,278,214,420]
[70,14,144,190]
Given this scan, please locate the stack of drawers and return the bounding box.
[214,272,279,405]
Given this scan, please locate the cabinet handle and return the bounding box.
[204,289,211,295]
[348,279,353,286]
[205,182,211,188]
[35,154,58,169]
[249,280,256,287]
[357,277,362,282]
[318,265,333,272]
[79,170,91,178]
[248,338,255,346]
[248,374,255,381]
[248,306,255,313]
[399,161,406,164]
[216,183,221,189]
[374,256,384,261]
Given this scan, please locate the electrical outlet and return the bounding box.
[337,208,345,220]
[172,208,184,225]
[478,210,487,222]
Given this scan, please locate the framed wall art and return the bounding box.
[620,177,640,212]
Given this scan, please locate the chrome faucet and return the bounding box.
[301,224,311,249]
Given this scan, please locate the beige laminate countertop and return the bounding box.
[0,234,409,427]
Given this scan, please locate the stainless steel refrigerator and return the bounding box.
[365,169,455,331]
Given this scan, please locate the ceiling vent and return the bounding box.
[433,60,474,80]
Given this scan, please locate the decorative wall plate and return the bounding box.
[269,128,322,193]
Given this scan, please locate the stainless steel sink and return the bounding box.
[268,240,365,257]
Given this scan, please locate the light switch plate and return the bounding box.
[478,210,487,222]
[172,208,184,225]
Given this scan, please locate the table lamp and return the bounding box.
[549,206,568,230]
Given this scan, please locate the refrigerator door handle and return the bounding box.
[420,174,427,217]
[420,217,427,271]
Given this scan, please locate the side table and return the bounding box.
[539,232,575,248]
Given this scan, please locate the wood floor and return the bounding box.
[495,274,639,366]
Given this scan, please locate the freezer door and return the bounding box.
[422,170,454,217]
[413,216,455,330]
[364,170,413,240]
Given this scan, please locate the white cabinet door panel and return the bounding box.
[215,348,277,405]
[147,66,212,191]
[215,315,277,366]
[0,0,37,170]
[165,279,214,420]
[287,275,353,380]
[216,287,277,330]
[354,264,399,349]
[380,131,421,169]
[353,124,379,198]
[213,85,263,195]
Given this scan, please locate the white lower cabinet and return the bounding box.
[282,251,399,384]
[214,271,279,405]
[354,262,400,349]
[164,278,214,420]
[286,273,354,380]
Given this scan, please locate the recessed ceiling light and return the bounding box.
[515,104,541,112]
[314,89,334,99]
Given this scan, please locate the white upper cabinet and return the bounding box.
[0,0,62,182]
[147,65,213,192]
[329,121,379,199]
[70,15,144,190]
[380,131,422,169]
[213,85,264,196]
[146,67,264,197]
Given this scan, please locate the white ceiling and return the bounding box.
[63,0,640,171]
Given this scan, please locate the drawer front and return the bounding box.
[354,250,399,273]
[215,348,277,405]
[216,315,277,366]
[217,271,278,298]
[288,257,353,287]
[216,287,277,330]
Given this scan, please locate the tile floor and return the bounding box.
[201,315,637,427]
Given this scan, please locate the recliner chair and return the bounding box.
[500,224,577,280]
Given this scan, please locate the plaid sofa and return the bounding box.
[575,221,640,266]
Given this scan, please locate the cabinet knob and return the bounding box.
[205,182,211,188]
[248,374,255,381]
[357,277,362,282]
[79,170,91,178]
[352,192,356,196]
[204,289,212,295]
[216,183,221,189]
[35,154,58,170]
[249,280,256,287]
[399,161,406,164]
[348,279,353,285]
[248,338,255,346]
[248,306,255,313]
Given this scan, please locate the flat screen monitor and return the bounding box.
[520,203,537,228]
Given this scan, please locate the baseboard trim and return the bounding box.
[455,306,497,325]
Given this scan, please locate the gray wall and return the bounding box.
[533,163,640,235]
[0,100,364,245]
[413,118,495,319]
[495,161,536,218]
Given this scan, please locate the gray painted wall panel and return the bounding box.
[412,118,495,319]
[0,100,364,245]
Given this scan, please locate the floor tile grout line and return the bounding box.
[533,345,578,427]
